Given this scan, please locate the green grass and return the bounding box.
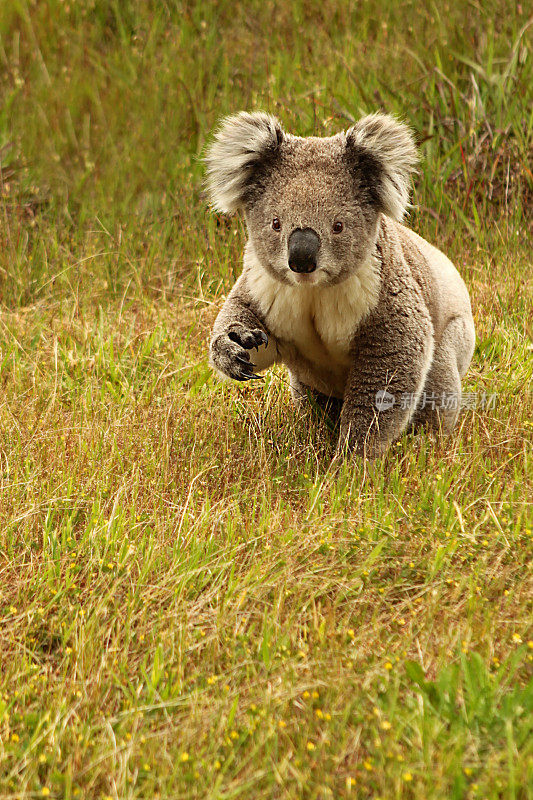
[0,1,532,798]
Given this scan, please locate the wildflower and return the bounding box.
[381,720,392,730]
[324,712,331,721]
[384,661,393,670]
[403,772,413,781]
[528,641,533,649]
[512,633,522,644]
[363,760,373,771]
[315,709,323,718]
[207,675,217,685]
[397,617,406,626]
[278,720,286,728]
[41,790,50,798]
[302,691,310,699]
[214,760,221,770]
[311,691,319,699]
[229,730,238,740]
[11,734,19,743]
[306,741,315,751]
[39,754,47,764]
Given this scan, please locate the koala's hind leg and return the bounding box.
[412,316,475,433]
[289,375,344,423]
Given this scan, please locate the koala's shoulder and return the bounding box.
[373,216,433,324]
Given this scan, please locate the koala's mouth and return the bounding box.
[289,267,332,287]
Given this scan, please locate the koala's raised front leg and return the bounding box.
[338,291,434,458]
[210,280,278,381]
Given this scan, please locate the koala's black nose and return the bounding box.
[288,227,320,274]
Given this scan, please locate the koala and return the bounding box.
[205,111,475,458]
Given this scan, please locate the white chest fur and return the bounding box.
[245,255,380,395]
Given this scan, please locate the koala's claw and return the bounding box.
[228,328,268,351]
[211,329,267,382]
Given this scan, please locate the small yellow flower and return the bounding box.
[363,760,373,771]
[302,691,310,699]
[306,741,315,751]
[464,767,472,776]
[381,720,392,730]
[229,730,238,740]
[384,661,393,670]
[324,712,331,721]
[311,691,319,699]
[512,633,522,644]
[315,708,323,718]
[11,734,19,743]
[180,752,189,762]
[403,771,413,782]
[39,754,47,764]
[143,762,151,771]
[214,760,221,770]
[9,606,17,614]
[528,641,533,649]
[278,720,286,728]
[41,790,50,798]
[207,675,217,685]
[397,618,406,626]
[346,777,356,787]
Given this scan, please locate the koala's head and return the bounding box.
[205,111,417,287]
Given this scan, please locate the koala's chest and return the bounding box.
[265,288,355,365]
[249,277,366,395]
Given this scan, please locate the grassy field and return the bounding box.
[0,1,532,798]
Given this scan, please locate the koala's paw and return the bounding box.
[336,422,390,460]
[210,327,268,381]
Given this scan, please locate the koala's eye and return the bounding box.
[332,221,344,233]
[272,217,281,231]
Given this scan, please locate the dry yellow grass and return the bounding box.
[0,1,531,798]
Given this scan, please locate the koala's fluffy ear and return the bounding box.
[346,113,418,220]
[204,111,284,214]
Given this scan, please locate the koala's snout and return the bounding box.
[288,227,320,274]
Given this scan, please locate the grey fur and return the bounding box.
[205,111,475,457]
